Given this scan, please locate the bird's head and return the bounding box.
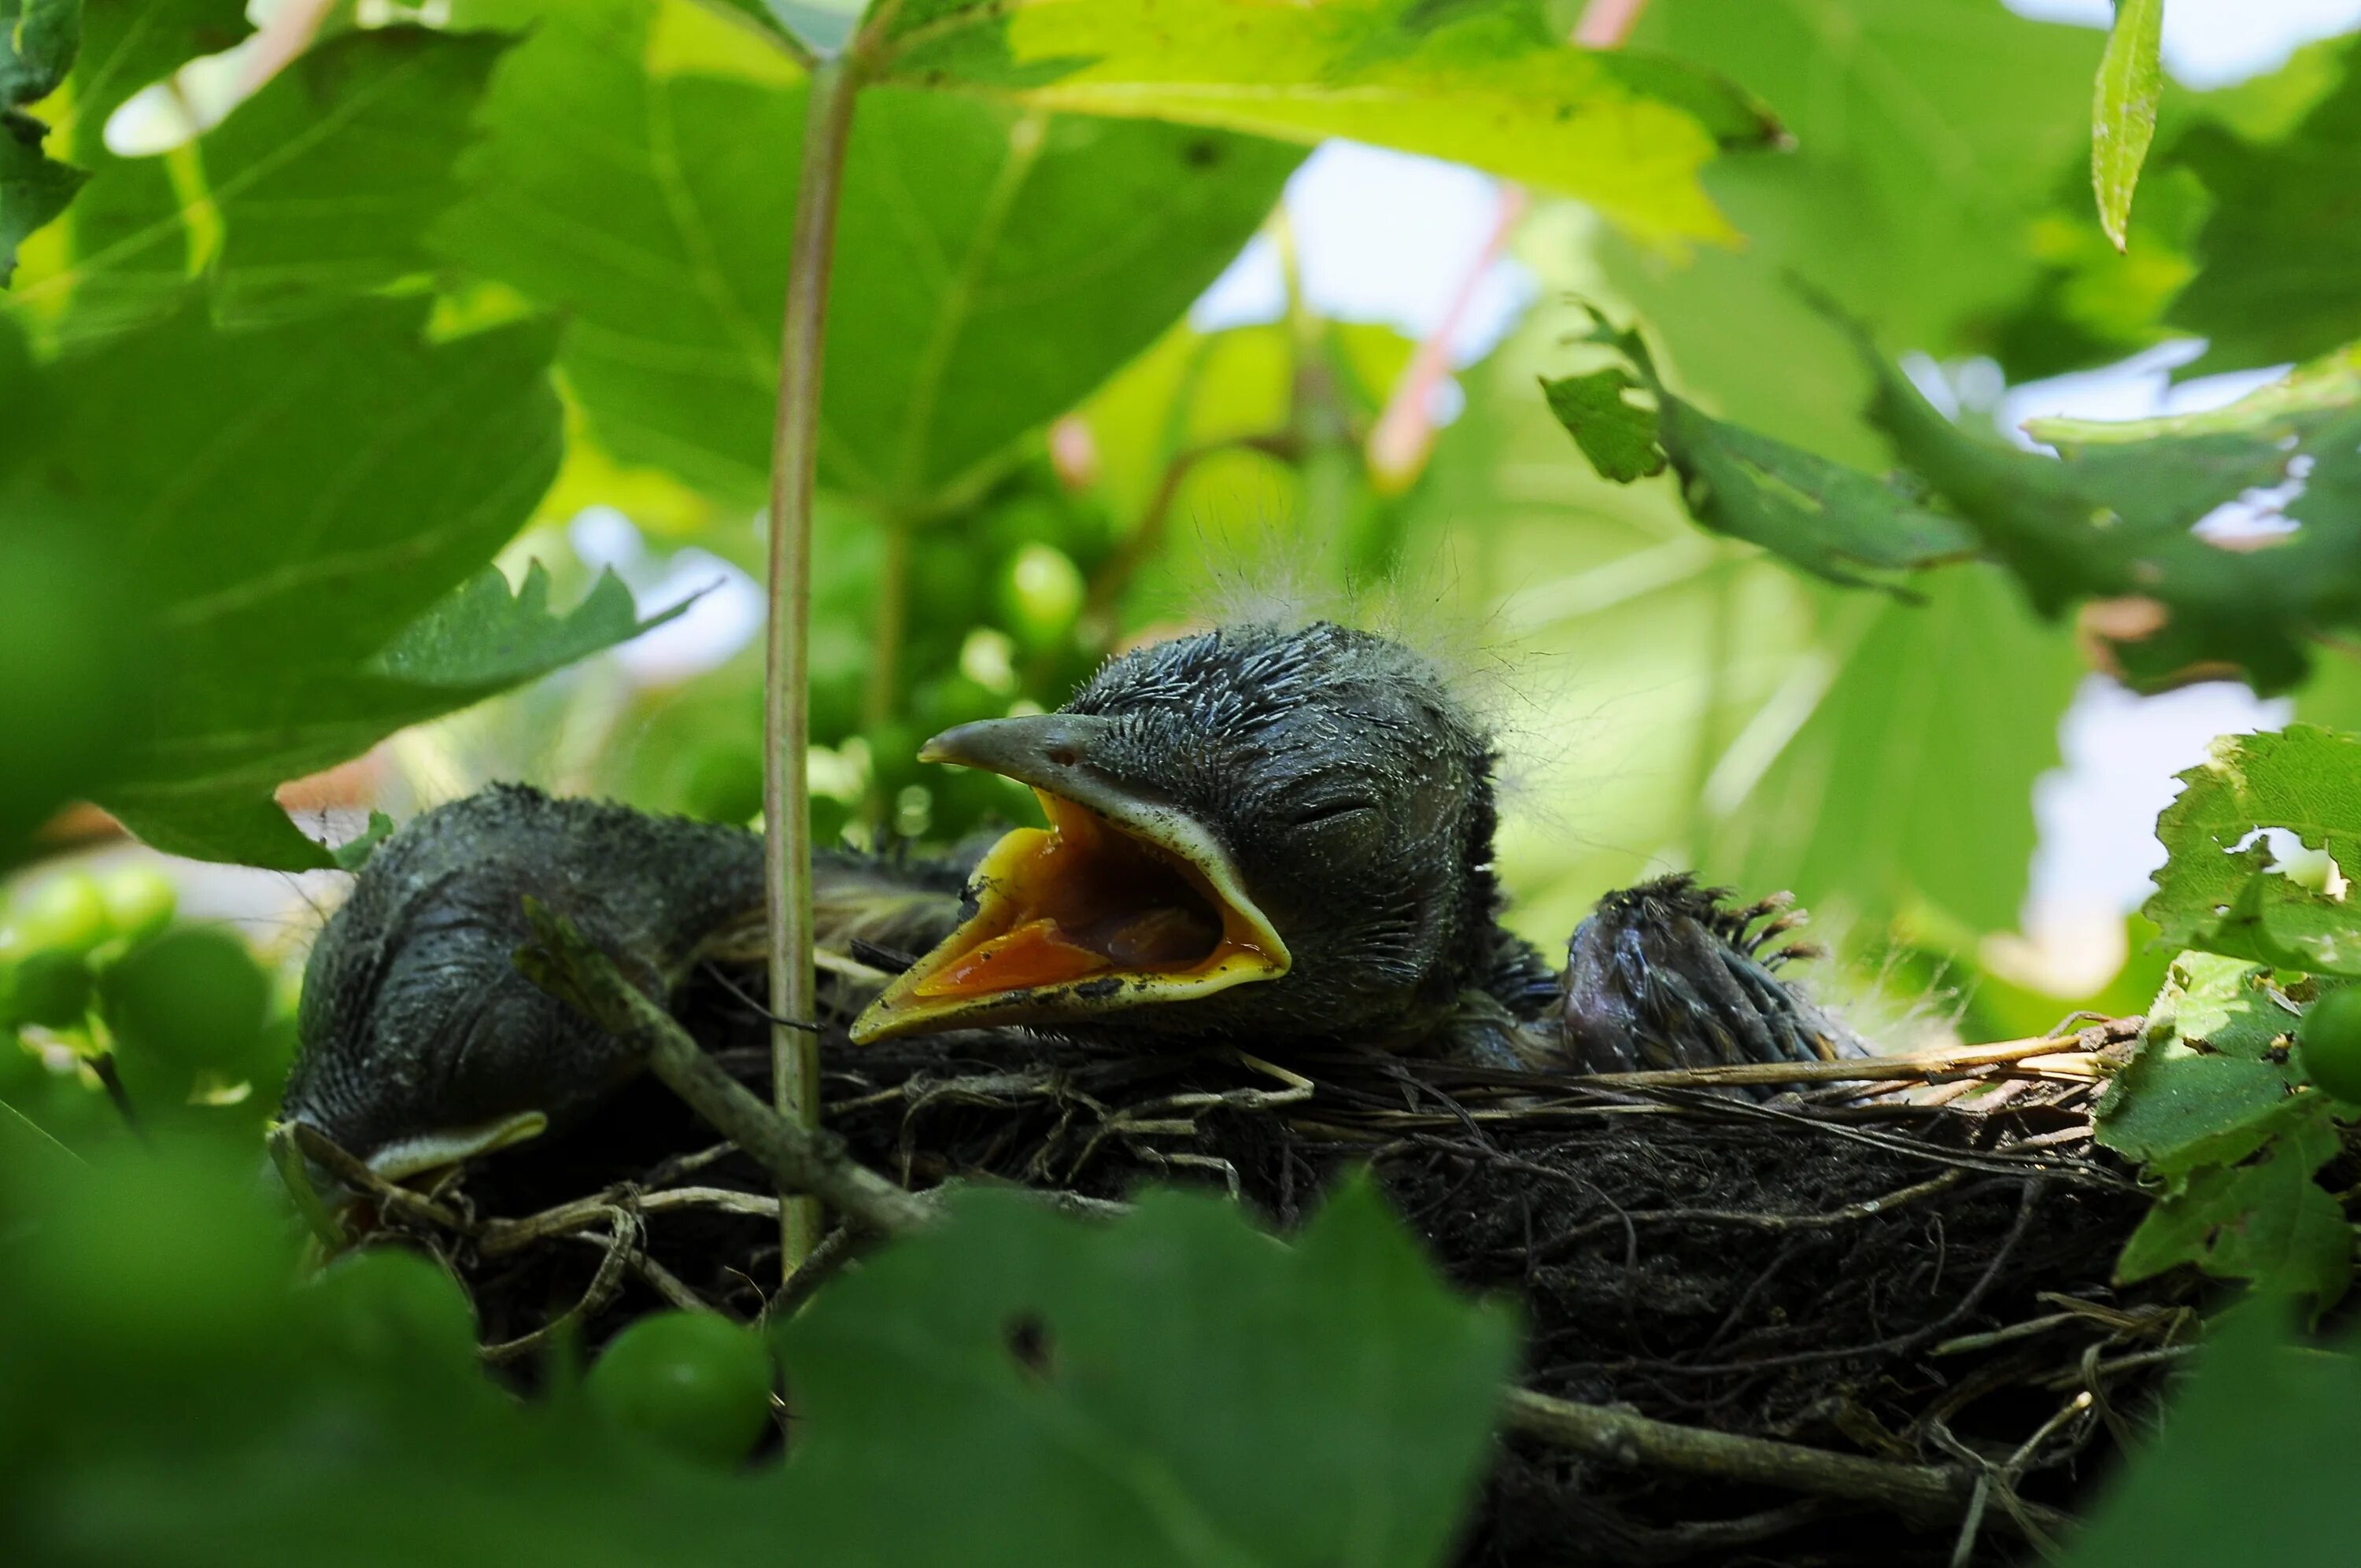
[851,622,1507,1050]
[280,787,766,1184]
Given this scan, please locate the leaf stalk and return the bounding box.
[764,52,864,1281]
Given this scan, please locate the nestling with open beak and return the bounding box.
[851,621,1554,1055]
[280,621,1853,1182]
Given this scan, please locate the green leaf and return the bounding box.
[0,0,78,106]
[1712,566,2084,933]
[1539,367,1663,483]
[2115,1107,2350,1311]
[0,301,619,868]
[1618,0,2104,356]
[1537,315,2060,932]
[106,563,680,870]
[2060,1303,2361,1568]
[2142,728,2361,975]
[1978,34,2357,382]
[0,0,83,282]
[0,504,133,866]
[777,1178,1517,1567]
[371,563,685,689]
[2169,40,2361,375]
[5,1157,1515,1568]
[1857,330,2361,693]
[1425,292,2069,937]
[1651,395,1979,590]
[332,810,395,873]
[2090,0,2163,251]
[105,563,696,865]
[2,0,253,301]
[2094,952,2307,1176]
[14,26,512,338]
[866,0,1779,248]
[1548,313,1979,590]
[195,28,513,328]
[437,0,1302,512]
[2098,950,2351,1314]
[1,122,84,284]
[103,790,348,869]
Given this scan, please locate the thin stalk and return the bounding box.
[763,55,862,1280]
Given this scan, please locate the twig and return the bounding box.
[2037,1344,2196,1390]
[1502,1388,2070,1540]
[630,1250,719,1315]
[1585,1177,2054,1379]
[561,1230,726,1319]
[1525,1168,1966,1262]
[1365,182,1528,489]
[771,1217,870,1323]
[763,50,866,1280]
[234,0,333,96]
[480,1209,638,1363]
[1577,1033,2115,1091]
[1925,1419,2067,1559]
[286,1121,468,1232]
[514,900,933,1239]
[479,1186,787,1256]
[1572,0,1654,46]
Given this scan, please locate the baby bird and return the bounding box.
[281,622,1851,1178]
[850,621,1552,1056]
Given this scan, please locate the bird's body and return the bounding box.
[282,622,1853,1177]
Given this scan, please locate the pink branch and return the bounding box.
[1572,0,1653,48]
[1365,183,1529,493]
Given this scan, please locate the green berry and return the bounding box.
[585,1311,774,1466]
[996,544,1084,651]
[97,866,177,945]
[2296,986,2361,1102]
[13,873,110,957]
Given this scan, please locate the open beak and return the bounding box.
[849,714,1290,1043]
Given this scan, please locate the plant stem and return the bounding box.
[763,54,862,1281]
[1501,1389,2071,1540]
[515,901,935,1239]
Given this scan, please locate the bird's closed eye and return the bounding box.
[1284,798,1380,828]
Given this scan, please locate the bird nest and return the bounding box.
[313,996,2190,1568]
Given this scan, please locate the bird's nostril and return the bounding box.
[1047,747,1079,768]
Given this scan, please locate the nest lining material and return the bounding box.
[320,987,2184,1568]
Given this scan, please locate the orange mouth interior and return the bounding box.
[911,793,1274,1002]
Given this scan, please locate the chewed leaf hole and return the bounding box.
[2191,456,2311,548]
[2254,827,2347,898]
